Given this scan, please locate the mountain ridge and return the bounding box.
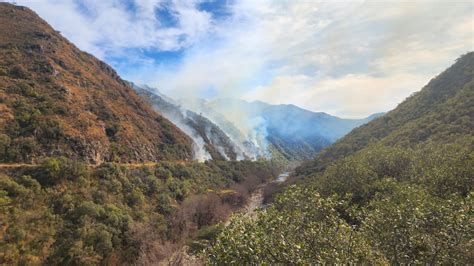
[297,51,474,174]
[0,3,193,164]
[182,97,381,160]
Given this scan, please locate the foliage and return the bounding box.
[205,53,473,264]
[0,159,280,264]
[208,186,385,264]
[36,156,89,185]
[208,143,474,264]
[360,185,472,264]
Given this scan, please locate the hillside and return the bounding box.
[133,84,242,161]
[208,53,474,264]
[184,98,378,161]
[298,52,474,174]
[0,3,193,164]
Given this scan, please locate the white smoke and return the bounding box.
[180,98,272,160]
[170,118,212,162]
[134,83,271,161]
[246,116,271,159]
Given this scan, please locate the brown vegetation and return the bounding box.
[0,3,193,164]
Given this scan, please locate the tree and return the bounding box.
[207,186,385,264]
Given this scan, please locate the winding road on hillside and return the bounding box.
[0,161,191,169]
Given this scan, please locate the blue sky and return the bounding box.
[12,0,474,118]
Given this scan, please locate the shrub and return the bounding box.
[6,82,38,97]
[36,157,88,185]
[17,175,41,191]
[361,185,472,264]
[0,175,28,197]
[8,137,39,162]
[0,133,11,162]
[156,194,172,215]
[105,123,120,139]
[9,65,28,79]
[96,163,122,179]
[126,189,145,207]
[207,186,385,264]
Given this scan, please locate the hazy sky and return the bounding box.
[12,0,474,118]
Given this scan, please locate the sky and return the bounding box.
[10,0,474,118]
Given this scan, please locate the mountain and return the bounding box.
[298,51,474,174]
[133,84,245,161]
[0,3,193,164]
[183,98,380,161]
[208,53,474,264]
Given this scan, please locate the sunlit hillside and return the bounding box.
[1,1,472,265]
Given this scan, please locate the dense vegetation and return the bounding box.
[0,4,286,265]
[209,142,473,264]
[0,158,280,264]
[207,53,474,264]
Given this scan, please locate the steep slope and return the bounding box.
[180,98,266,159]
[298,52,474,173]
[208,53,474,265]
[185,98,379,161]
[0,3,193,164]
[133,84,243,161]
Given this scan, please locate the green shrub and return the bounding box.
[0,175,28,197]
[36,157,88,185]
[6,82,38,97]
[126,189,145,207]
[7,137,39,162]
[0,133,11,162]
[361,185,472,264]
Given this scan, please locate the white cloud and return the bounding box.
[14,0,214,58]
[11,0,474,117]
[242,72,432,119]
[152,0,473,118]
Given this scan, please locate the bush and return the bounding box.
[9,65,28,79]
[0,175,28,197]
[126,189,145,207]
[361,185,472,264]
[0,134,11,162]
[156,194,172,215]
[7,137,39,162]
[207,186,385,264]
[36,157,88,185]
[105,123,120,139]
[6,82,38,97]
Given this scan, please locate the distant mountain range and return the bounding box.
[134,85,382,161]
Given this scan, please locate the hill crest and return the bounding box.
[0,3,193,163]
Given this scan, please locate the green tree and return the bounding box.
[207,186,385,264]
